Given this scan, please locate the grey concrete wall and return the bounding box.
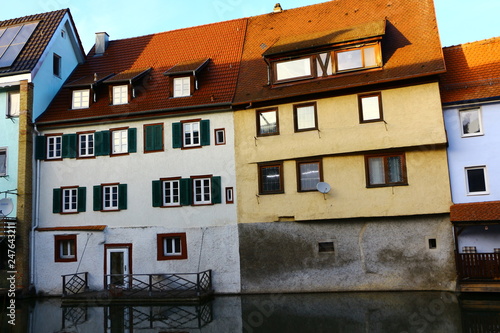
[239,214,456,293]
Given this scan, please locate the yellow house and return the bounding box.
[233,0,455,292]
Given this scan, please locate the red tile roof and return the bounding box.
[37,18,248,125]
[0,9,84,77]
[450,201,500,222]
[37,225,107,232]
[440,37,500,104]
[234,0,445,105]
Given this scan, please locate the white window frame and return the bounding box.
[7,91,20,117]
[163,179,180,206]
[459,108,483,137]
[193,178,211,205]
[163,236,182,256]
[78,133,94,157]
[215,129,226,145]
[112,129,128,154]
[465,166,489,195]
[112,85,128,105]
[72,89,90,109]
[173,77,191,97]
[59,239,75,259]
[275,57,312,82]
[183,122,200,147]
[0,148,6,176]
[47,136,62,159]
[103,185,119,210]
[62,188,78,213]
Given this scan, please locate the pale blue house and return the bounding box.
[0,9,84,292]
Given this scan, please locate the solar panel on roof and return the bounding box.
[0,22,38,68]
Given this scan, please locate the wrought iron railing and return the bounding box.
[62,272,89,296]
[456,252,500,280]
[104,270,213,297]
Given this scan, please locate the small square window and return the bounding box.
[259,163,284,194]
[465,166,488,195]
[55,235,77,262]
[53,53,61,77]
[0,149,6,176]
[294,102,317,132]
[157,233,188,260]
[173,77,191,97]
[78,132,94,157]
[366,153,407,187]
[215,129,226,145]
[225,187,234,204]
[7,91,20,117]
[257,108,279,136]
[112,85,128,105]
[359,93,383,122]
[428,238,437,250]
[297,160,322,192]
[318,242,335,253]
[459,108,483,137]
[72,89,90,109]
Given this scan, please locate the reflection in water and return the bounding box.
[1,292,499,332]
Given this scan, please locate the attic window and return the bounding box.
[112,85,128,105]
[173,77,191,97]
[275,57,313,82]
[72,89,90,109]
[164,58,210,98]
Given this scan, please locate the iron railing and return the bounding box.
[62,272,89,296]
[104,270,213,297]
[456,252,500,280]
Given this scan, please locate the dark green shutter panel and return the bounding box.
[200,119,210,146]
[77,187,87,212]
[172,122,182,148]
[152,180,162,207]
[53,188,62,213]
[95,130,110,156]
[118,184,127,210]
[145,125,163,151]
[211,176,222,204]
[179,178,192,206]
[128,128,137,153]
[93,185,102,211]
[35,136,47,160]
[62,133,77,158]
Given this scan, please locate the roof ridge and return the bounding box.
[443,36,500,50]
[0,8,68,26]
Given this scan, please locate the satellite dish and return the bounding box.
[0,198,13,216]
[316,182,331,194]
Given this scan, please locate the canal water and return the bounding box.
[1,291,499,332]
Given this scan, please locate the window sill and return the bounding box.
[366,183,408,188]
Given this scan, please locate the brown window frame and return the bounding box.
[296,159,323,192]
[157,233,188,260]
[294,102,318,132]
[258,162,284,195]
[333,42,382,74]
[225,187,234,204]
[54,234,77,262]
[358,92,383,123]
[365,152,408,188]
[109,84,131,105]
[256,108,279,137]
[272,55,316,84]
[170,75,195,98]
[214,128,226,145]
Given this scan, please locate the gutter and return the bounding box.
[30,125,41,289]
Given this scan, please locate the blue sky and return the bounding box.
[2,0,499,52]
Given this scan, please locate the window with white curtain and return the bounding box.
[298,160,322,191]
[366,153,407,187]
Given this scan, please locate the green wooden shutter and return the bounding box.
[95,130,110,156]
[200,119,210,146]
[145,125,163,151]
[179,178,192,206]
[53,188,62,213]
[77,187,87,212]
[62,133,77,158]
[35,136,47,160]
[172,122,182,148]
[152,180,162,207]
[211,176,222,204]
[118,184,127,210]
[128,128,137,153]
[93,185,102,211]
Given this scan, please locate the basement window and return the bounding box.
[428,238,437,250]
[318,242,334,253]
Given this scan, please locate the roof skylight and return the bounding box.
[0,22,39,68]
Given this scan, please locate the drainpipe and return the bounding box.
[30,124,40,288]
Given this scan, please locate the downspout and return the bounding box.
[30,125,40,288]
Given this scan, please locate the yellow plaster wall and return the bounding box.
[234,82,452,223]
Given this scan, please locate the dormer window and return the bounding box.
[275,57,313,82]
[335,44,379,72]
[173,77,191,97]
[112,85,128,105]
[72,89,90,109]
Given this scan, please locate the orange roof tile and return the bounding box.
[234,0,445,105]
[450,201,500,222]
[37,18,248,125]
[440,37,500,105]
[37,225,107,232]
